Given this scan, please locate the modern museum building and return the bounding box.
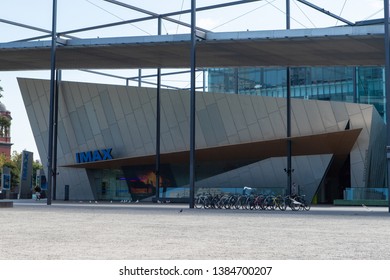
[18,69,387,204]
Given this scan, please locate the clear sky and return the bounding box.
[0,0,385,162]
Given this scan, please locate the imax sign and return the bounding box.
[76,148,113,163]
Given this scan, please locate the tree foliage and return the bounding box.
[0,151,43,192]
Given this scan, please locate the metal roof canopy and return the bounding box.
[0,24,385,71]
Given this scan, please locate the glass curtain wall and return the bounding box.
[208,66,385,118]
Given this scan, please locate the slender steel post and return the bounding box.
[353,67,357,103]
[155,17,162,201]
[189,0,197,208]
[138,69,142,87]
[384,0,390,213]
[286,0,292,195]
[52,69,61,201]
[46,0,58,205]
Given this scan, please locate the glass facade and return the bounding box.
[208,66,385,117]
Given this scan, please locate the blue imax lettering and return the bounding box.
[76,148,113,163]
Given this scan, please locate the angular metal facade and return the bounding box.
[18,78,385,202]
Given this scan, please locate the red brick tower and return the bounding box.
[0,102,12,158]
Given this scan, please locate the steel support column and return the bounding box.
[385,0,390,213]
[155,17,162,201]
[189,0,197,208]
[52,69,61,201]
[46,0,58,205]
[286,0,292,196]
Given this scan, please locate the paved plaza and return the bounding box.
[0,200,389,260]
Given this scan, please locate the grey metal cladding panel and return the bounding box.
[238,128,251,143]
[291,100,312,135]
[58,87,70,120]
[139,86,152,105]
[78,83,92,103]
[161,131,175,152]
[101,128,115,149]
[304,101,325,133]
[39,94,50,126]
[203,91,216,106]
[87,83,99,98]
[77,106,94,141]
[40,130,49,158]
[125,113,144,149]
[25,104,39,137]
[18,79,32,106]
[134,108,152,145]
[293,156,313,181]
[108,86,124,121]
[69,111,86,145]
[69,82,83,109]
[198,108,218,147]
[207,103,228,144]
[346,103,362,116]
[84,101,100,136]
[25,79,39,103]
[94,133,105,149]
[264,96,279,114]
[142,102,156,141]
[64,83,78,113]
[62,116,78,150]
[100,89,117,126]
[330,102,349,123]
[161,92,178,129]
[217,97,237,137]
[248,122,262,139]
[57,121,71,154]
[110,123,125,154]
[279,105,299,136]
[307,156,327,180]
[317,101,337,129]
[252,96,268,120]
[240,96,257,126]
[32,100,48,133]
[227,95,247,131]
[361,107,373,129]
[92,96,109,130]
[34,79,47,99]
[117,118,134,154]
[129,87,142,110]
[116,86,132,115]
[269,111,285,138]
[170,91,187,123]
[196,92,206,111]
[171,125,186,150]
[258,117,275,139]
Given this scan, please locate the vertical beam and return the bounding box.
[286,0,292,195]
[155,17,162,201]
[52,69,61,201]
[353,67,357,103]
[138,69,142,87]
[385,0,390,213]
[46,0,58,205]
[203,69,206,92]
[189,0,197,208]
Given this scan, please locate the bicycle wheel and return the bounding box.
[303,204,311,211]
[289,199,300,211]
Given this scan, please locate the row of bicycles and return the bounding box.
[194,193,311,211]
